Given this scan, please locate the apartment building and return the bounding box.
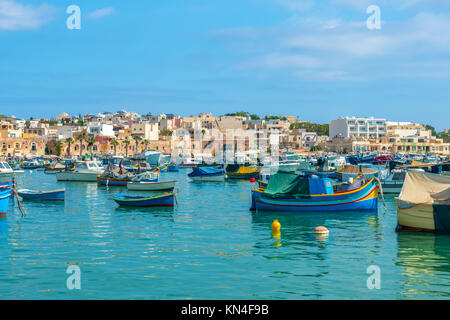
[330,117,387,139]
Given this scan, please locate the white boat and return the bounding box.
[0,162,14,181]
[56,161,104,182]
[127,180,177,191]
[141,151,171,167]
[190,174,225,182]
[381,170,406,194]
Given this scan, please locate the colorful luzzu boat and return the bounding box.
[0,187,11,217]
[251,171,378,212]
[112,192,174,207]
[226,164,261,180]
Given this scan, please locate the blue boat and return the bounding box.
[112,192,174,207]
[0,187,10,217]
[251,171,378,212]
[188,167,225,182]
[168,164,179,172]
[17,189,65,201]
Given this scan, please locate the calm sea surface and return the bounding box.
[0,170,449,300]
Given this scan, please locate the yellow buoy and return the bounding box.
[313,226,329,235]
[272,219,281,232]
[272,219,281,239]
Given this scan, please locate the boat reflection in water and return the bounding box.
[396,233,450,299]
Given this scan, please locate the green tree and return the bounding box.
[123,139,130,158]
[141,139,149,151]
[110,139,119,156]
[76,133,86,157]
[423,124,437,136]
[54,140,63,156]
[87,136,96,155]
[133,136,142,154]
[159,129,173,136]
[65,137,74,156]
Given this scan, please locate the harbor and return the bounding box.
[0,152,449,299]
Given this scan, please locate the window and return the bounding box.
[31,143,37,151]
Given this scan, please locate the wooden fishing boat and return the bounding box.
[17,189,65,201]
[251,171,378,212]
[380,170,406,194]
[188,167,225,182]
[127,180,176,191]
[226,164,261,180]
[0,187,11,217]
[112,192,174,207]
[97,176,132,186]
[396,170,450,233]
[167,164,179,172]
[159,164,169,172]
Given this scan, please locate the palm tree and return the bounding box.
[110,139,119,156]
[133,136,142,155]
[87,136,96,155]
[65,137,74,157]
[54,140,63,156]
[123,139,130,158]
[76,133,86,158]
[141,139,149,151]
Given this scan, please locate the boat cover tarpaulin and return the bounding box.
[262,171,310,199]
[189,167,223,177]
[399,170,450,205]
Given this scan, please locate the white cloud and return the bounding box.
[0,0,57,30]
[87,7,115,19]
[208,11,450,81]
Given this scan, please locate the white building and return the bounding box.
[87,123,115,137]
[131,122,159,140]
[329,116,387,139]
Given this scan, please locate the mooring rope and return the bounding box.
[3,187,26,217]
[374,177,388,212]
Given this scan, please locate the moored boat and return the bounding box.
[112,192,174,207]
[381,170,406,194]
[251,171,379,212]
[127,180,176,191]
[395,170,450,233]
[0,187,10,217]
[188,167,225,182]
[56,161,104,182]
[17,189,65,201]
[226,164,260,180]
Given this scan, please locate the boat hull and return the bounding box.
[433,203,450,234]
[0,188,10,217]
[381,181,404,194]
[190,175,225,182]
[56,172,100,182]
[127,180,176,191]
[252,179,379,212]
[396,199,435,231]
[113,193,174,207]
[17,189,65,201]
[97,176,131,186]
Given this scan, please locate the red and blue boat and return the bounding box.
[112,192,174,207]
[251,171,378,212]
[97,176,131,186]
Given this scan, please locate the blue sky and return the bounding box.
[0,0,449,130]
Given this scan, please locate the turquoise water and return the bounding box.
[0,170,449,300]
